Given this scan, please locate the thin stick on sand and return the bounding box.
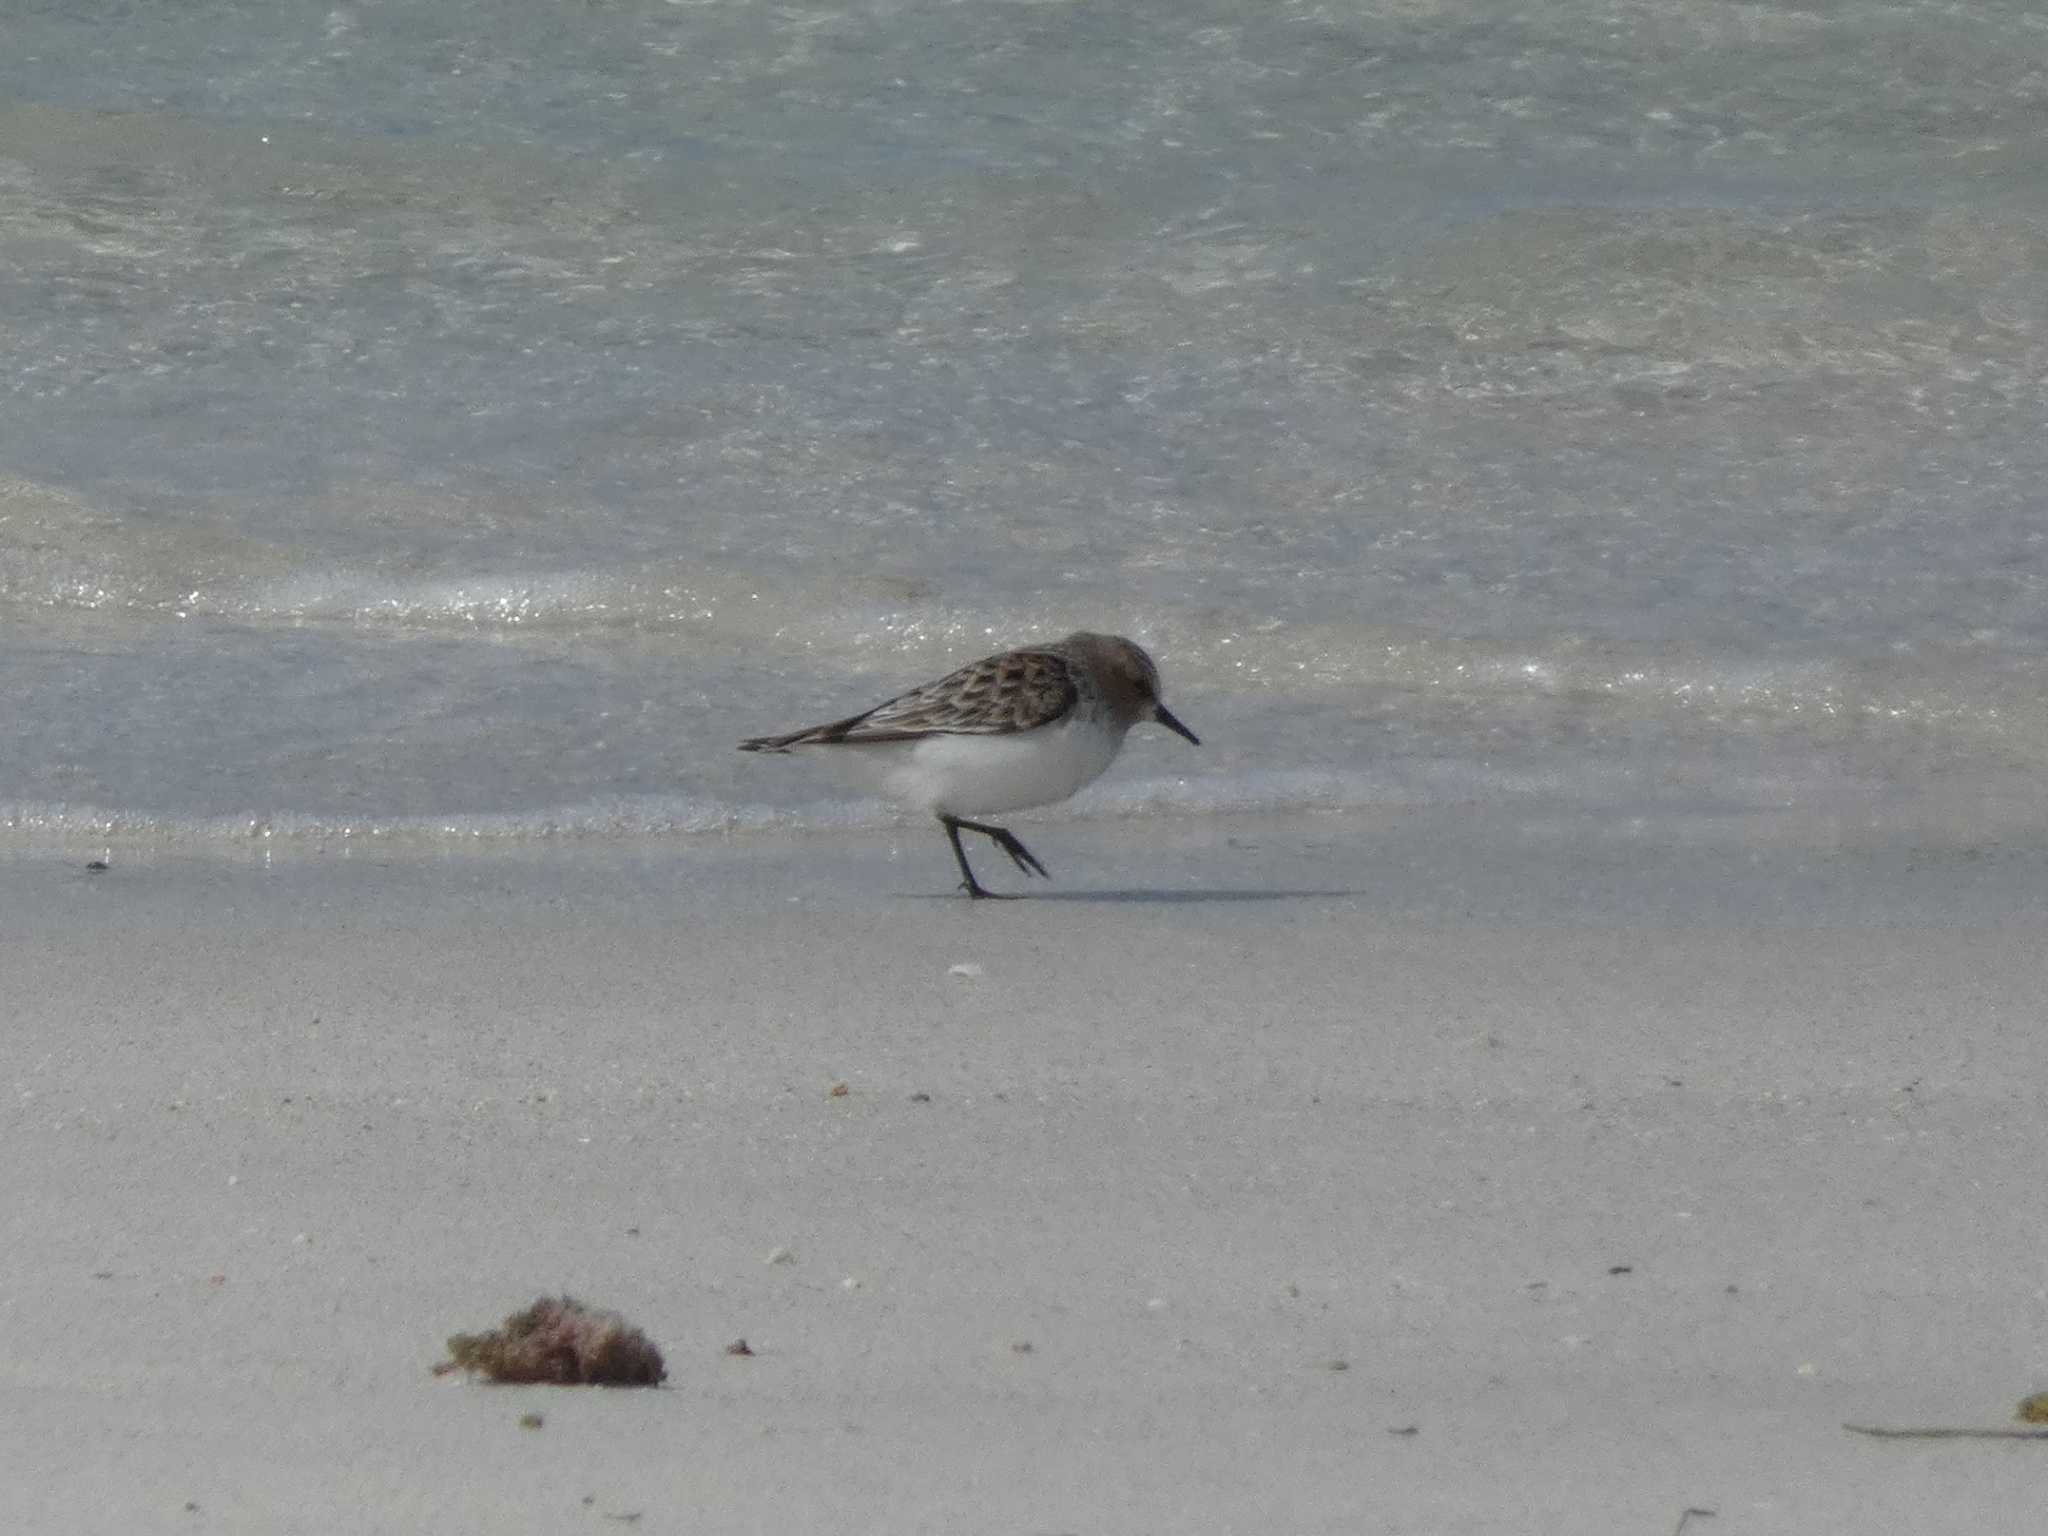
[1843,1424,2048,1441]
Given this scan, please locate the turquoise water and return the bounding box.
[3,2,2043,844]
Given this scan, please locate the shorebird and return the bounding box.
[739,632,1199,898]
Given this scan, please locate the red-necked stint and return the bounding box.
[740,632,1199,898]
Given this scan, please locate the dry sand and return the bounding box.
[4,808,2046,1533]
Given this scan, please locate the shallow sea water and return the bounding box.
[2,2,2043,846]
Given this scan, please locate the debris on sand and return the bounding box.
[435,1296,666,1386]
[1844,1420,2048,1441]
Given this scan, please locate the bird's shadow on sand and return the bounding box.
[906,887,1363,905]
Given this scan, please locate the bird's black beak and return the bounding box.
[1153,703,1200,746]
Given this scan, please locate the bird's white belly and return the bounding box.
[839,716,1124,817]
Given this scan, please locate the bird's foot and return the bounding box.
[960,879,1022,901]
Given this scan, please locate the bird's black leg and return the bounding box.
[964,820,1049,880]
[940,815,1004,899]
[940,816,1049,897]
[940,815,1048,898]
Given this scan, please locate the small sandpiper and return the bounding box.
[739,632,1199,898]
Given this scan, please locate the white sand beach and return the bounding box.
[9,0,2048,1529]
[5,808,2045,1534]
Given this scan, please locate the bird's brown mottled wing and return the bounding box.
[738,649,1078,751]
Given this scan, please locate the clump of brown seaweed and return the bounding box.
[435,1296,666,1386]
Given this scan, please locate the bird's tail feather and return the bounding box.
[738,707,882,753]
